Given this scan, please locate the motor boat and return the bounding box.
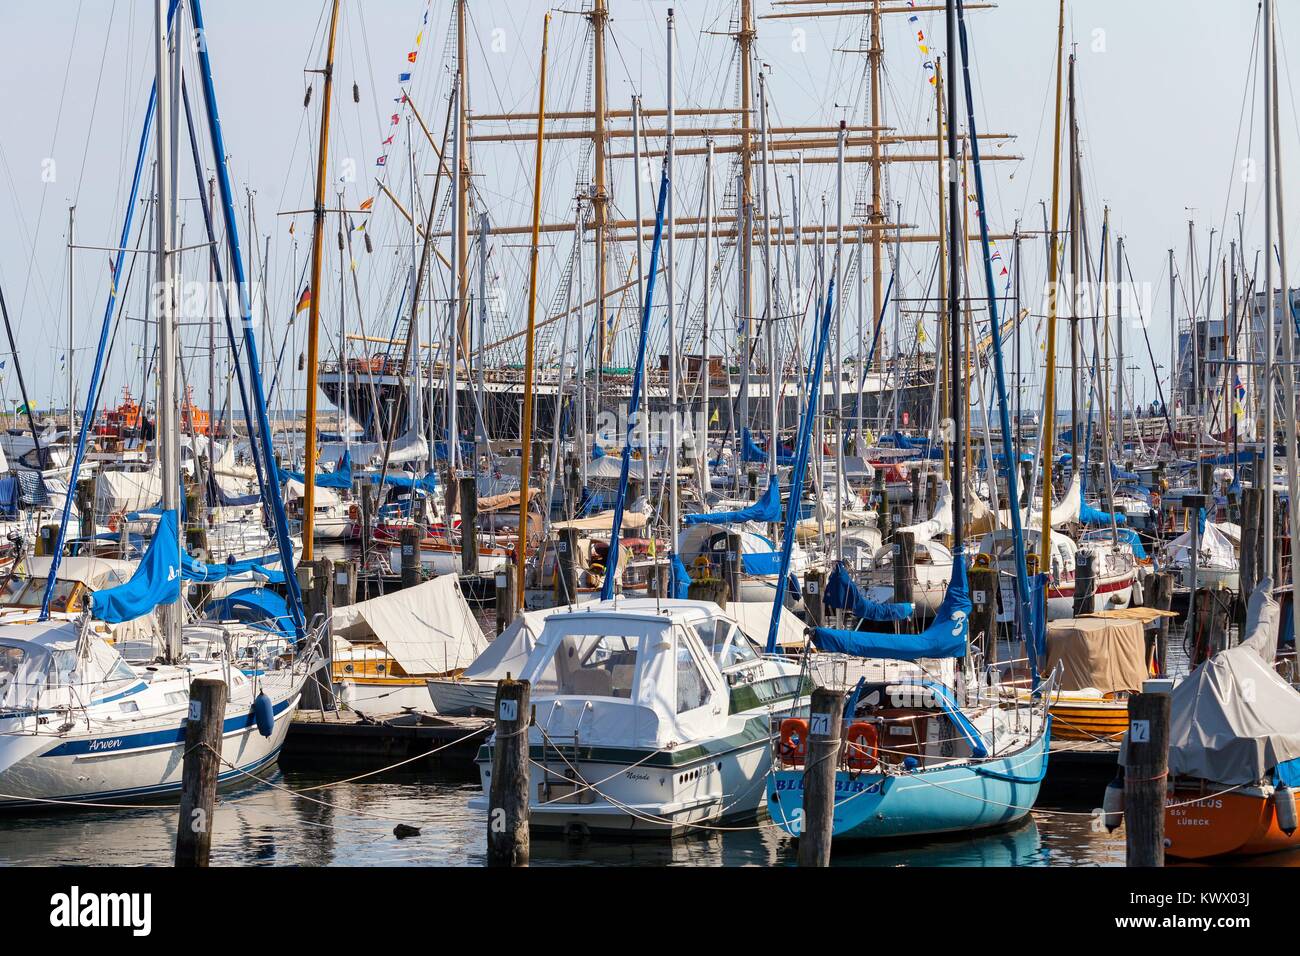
[471,598,808,835]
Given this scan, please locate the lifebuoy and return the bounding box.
[348,504,360,521]
[108,511,123,533]
[779,718,810,765]
[844,722,879,771]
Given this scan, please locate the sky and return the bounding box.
[0,0,1295,420]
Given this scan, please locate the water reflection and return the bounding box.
[0,764,1136,867]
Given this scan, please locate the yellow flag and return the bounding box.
[709,406,719,424]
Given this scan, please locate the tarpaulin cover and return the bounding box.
[0,475,17,517]
[434,439,475,462]
[823,561,913,622]
[332,574,487,675]
[682,477,780,526]
[1044,616,1148,693]
[591,442,606,459]
[672,554,691,599]
[812,557,969,660]
[1126,582,1300,785]
[91,509,181,624]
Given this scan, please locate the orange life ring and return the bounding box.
[108,511,123,533]
[778,718,810,766]
[844,722,879,771]
[348,503,360,521]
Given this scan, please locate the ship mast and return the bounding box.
[301,0,342,559]
[515,13,551,613]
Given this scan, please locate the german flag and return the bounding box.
[295,286,312,314]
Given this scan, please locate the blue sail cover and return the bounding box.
[823,561,913,622]
[1079,487,1127,527]
[812,556,970,660]
[672,554,691,599]
[208,587,294,637]
[279,449,353,489]
[434,439,475,462]
[91,509,182,624]
[376,471,438,493]
[740,427,795,466]
[1028,572,1049,663]
[683,477,781,526]
[591,442,606,459]
[181,550,286,584]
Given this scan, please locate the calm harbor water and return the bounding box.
[0,766,1131,867]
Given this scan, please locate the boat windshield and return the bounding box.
[2,578,81,613]
[691,619,759,669]
[533,632,643,699]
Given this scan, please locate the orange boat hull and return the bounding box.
[1166,789,1300,860]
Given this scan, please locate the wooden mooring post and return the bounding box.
[487,677,531,867]
[1124,681,1172,867]
[804,568,825,628]
[969,567,999,664]
[1146,572,1174,676]
[556,527,579,605]
[797,685,846,867]
[495,562,517,635]
[1072,550,1097,617]
[893,531,916,629]
[460,475,479,575]
[175,677,227,868]
[725,530,743,605]
[399,526,421,589]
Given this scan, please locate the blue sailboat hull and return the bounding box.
[766,729,1049,841]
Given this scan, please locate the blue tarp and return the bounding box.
[903,679,988,758]
[1116,528,1147,561]
[91,509,181,624]
[683,477,781,526]
[1201,450,1256,466]
[1028,572,1049,663]
[812,557,970,660]
[591,442,606,459]
[1112,464,1139,481]
[823,561,913,622]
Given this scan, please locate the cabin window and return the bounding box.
[0,644,27,705]
[536,633,642,699]
[675,641,709,713]
[692,621,759,669]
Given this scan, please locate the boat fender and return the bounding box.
[844,722,879,772]
[252,691,275,738]
[1102,772,1125,831]
[1277,782,1297,836]
[778,718,810,766]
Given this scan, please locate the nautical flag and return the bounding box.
[295,286,312,314]
[289,220,296,236]
[407,51,418,63]
[399,71,412,82]
[359,196,374,211]
[390,113,400,125]
[15,402,28,415]
[415,31,423,45]
[1235,375,1246,400]
[709,406,719,425]
[382,135,394,145]
[376,155,387,167]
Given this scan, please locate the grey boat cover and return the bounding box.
[1146,580,1300,785]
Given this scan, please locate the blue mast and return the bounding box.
[600,164,670,601]
[954,0,1036,677]
[765,277,836,654]
[190,0,305,634]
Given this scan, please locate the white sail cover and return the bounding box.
[328,428,429,469]
[332,575,487,675]
[462,608,558,680]
[1145,583,1300,785]
[95,464,161,514]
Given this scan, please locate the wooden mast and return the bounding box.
[935,56,949,482]
[591,0,609,418]
[456,0,471,364]
[516,13,550,612]
[302,0,341,560]
[1039,0,1067,576]
[869,0,884,378]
